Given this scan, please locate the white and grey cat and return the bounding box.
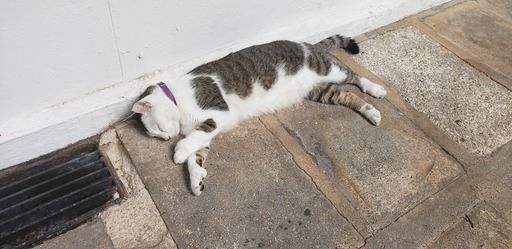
[131,35,387,195]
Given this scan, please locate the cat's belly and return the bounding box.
[224,66,321,119]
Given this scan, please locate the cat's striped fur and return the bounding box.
[133,34,387,195]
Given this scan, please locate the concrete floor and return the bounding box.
[35,0,512,248]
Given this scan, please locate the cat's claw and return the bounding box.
[360,104,381,126]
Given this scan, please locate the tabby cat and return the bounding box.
[131,35,387,195]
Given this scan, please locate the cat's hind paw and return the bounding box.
[360,78,387,98]
[359,103,381,126]
[366,84,387,99]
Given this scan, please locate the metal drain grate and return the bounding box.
[0,149,115,248]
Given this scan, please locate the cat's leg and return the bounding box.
[187,147,210,196]
[141,114,172,140]
[307,83,381,125]
[174,118,218,164]
[344,72,387,99]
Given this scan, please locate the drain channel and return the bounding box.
[0,150,115,248]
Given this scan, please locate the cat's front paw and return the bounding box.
[173,149,189,164]
[360,103,381,126]
[188,161,207,196]
[174,140,193,164]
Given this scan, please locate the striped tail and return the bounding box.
[314,35,359,54]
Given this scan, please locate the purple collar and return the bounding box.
[157,82,177,105]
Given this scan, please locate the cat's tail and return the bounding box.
[314,35,359,54]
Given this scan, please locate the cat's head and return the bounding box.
[132,85,181,139]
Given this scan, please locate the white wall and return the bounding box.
[0,0,449,169]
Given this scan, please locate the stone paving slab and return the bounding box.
[427,202,512,249]
[354,26,512,156]
[275,96,463,232]
[117,120,364,249]
[34,219,114,249]
[478,0,512,21]
[423,2,512,85]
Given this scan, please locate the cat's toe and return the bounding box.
[360,104,381,126]
[191,181,205,196]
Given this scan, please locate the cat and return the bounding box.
[131,35,387,196]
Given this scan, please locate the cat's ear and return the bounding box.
[131,100,152,114]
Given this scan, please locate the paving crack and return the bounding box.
[280,122,319,166]
[464,214,475,228]
[361,173,473,245]
[423,201,482,247]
